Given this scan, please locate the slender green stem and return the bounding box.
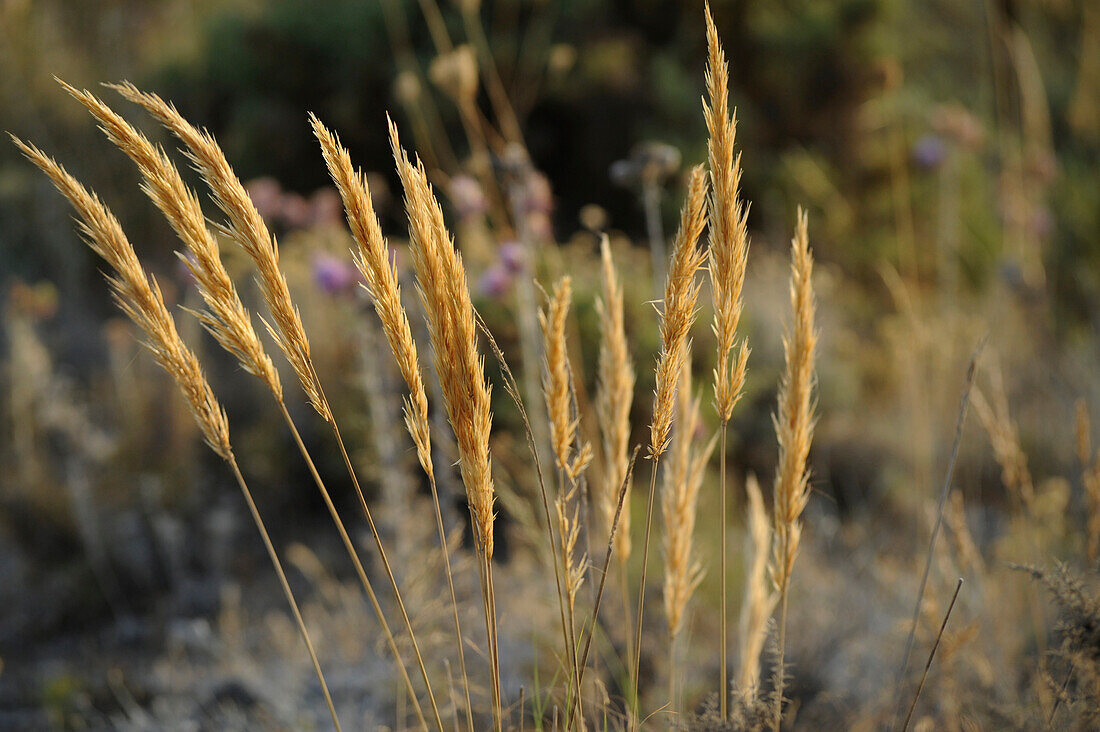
[226,456,342,732]
[630,457,661,730]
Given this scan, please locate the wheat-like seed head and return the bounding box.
[596,236,636,562]
[311,115,433,469]
[771,208,817,592]
[704,3,751,423]
[389,117,496,557]
[111,82,328,421]
[556,479,587,613]
[13,136,231,459]
[738,472,777,690]
[661,353,713,638]
[650,165,709,459]
[540,275,590,480]
[59,81,282,400]
[972,367,1035,511]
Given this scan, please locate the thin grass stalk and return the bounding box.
[225,456,344,732]
[899,579,963,732]
[567,447,641,729]
[478,315,574,732]
[112,85,444,729]
[390,120,501,730]
[719,420,729,710]
[662,357,714,716]
[890,343,981,726]
[771,210,817,730]
[703,4,752,715]
[71,88,427,724]
[630,165,709,730]
[11,137,342,730]
[313,117,474,731]
[630,462,660,728]
[278,403,429,731]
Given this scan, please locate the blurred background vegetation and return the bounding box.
[2,0,1100,728]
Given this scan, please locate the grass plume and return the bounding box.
[771,208,817,729]
[389,117,501,731]
[11,135,342,731]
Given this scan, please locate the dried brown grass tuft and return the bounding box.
[704,7,752,713]
[540,275,591,482]
[389,117,500,731]
[771,208,817,593]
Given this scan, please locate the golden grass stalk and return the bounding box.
[310,116,431,467]
[737,473,777,692]
[662,355,707,640]
[704,3,751,426]
[650,166,710,460]
[771,207,817,729]
[389,117,495,561]
[389,118,501,731]
[312,114,474,731]
[539,274,595,720]
[113,85,444,730]
[631,165,709,729]
[595,235,638,690]
[661,353,716,713]
[11,136,342,731]
[65,87,429,727]
[596,236,636,564]
[540,276,592,482]
[1075,400,1100,562]
[108,82,327,422]
[704,5,752,713]
[556,476,589,722]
